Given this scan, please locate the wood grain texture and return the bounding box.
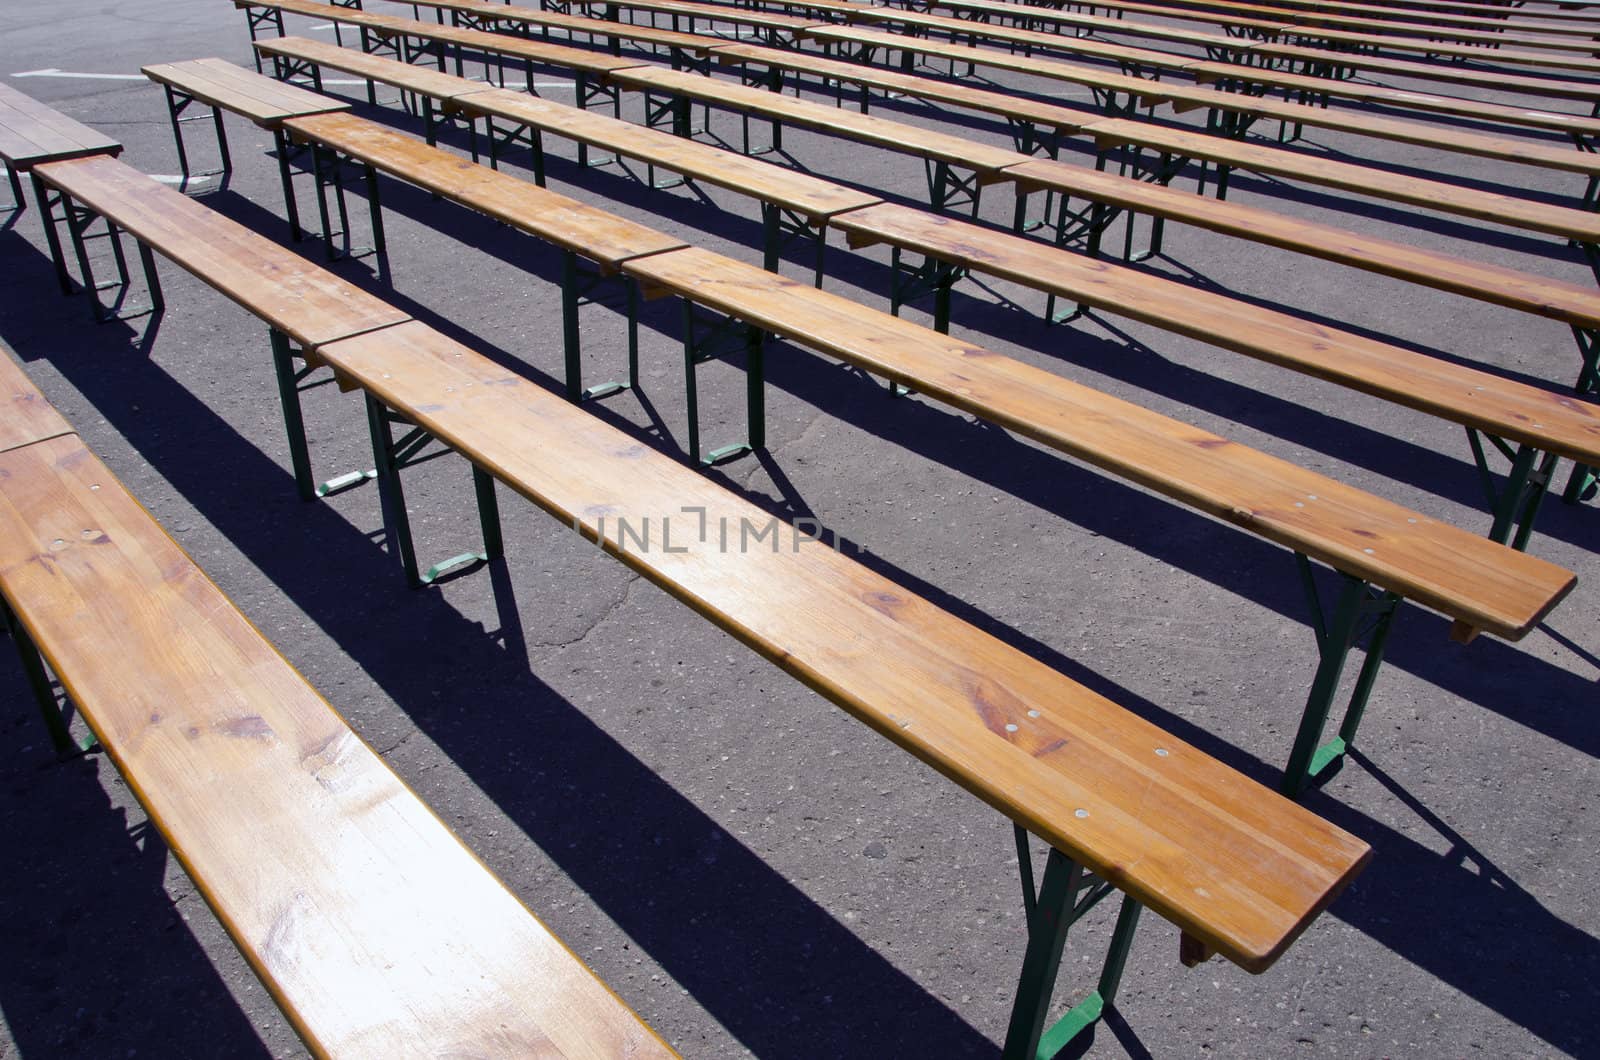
[314,318,1372,975]
[240,0,649,76]
[623,246,1575,638]
[407,0,817,34]
[140,57,350,127]
[1080,0,1600,35]
[1004,156,1600,328]
[1242,36,1600,97]
[0,351,75,454]
[31,155,411,348]
[1083,116,1600,242]
[833,202,1600,464]
[608,65,1028,173]
[0,82,122,170]
[254,35,506,103]
[0,434,677,1059]
[282,110,688,268]
[384,0,729,54]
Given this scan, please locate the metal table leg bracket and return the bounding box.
[1281,555,1402,797]
[1002,827,1144,1060]
[56,195,163,324]
[243,4,287,70]
[760,203,826,286]
[926,159,984,218]
[268,327,376,502]
[1466,428,1560,549]
[680,301,767,466]
[305,145,388,283]
[161,85,233,189]
[29,172,80,294]
[364,394,504,589]
[560,250,641,403]
[889,246,966,335]
[485,116,545,185]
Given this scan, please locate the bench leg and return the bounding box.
[0,598,95,757]
[1,161,23,215]
[759,203,825,287]
[485,116,545,186]
[308,144,378,267]
[1563,326,1599,504]
[1282,557,1402,798]
[161,87,232,190]
[560,249,639,403]
[59,200,159,324]
[1002,833,1144,1060]
[1466,428,1561,550]
[29,172,77,294]
[680,300,766,466]
[925,160,983,218]
[269,327,376,502]
[273,129,309,242]
[364,394,504,588]
[888,247,965,336]
[575,74,621,169]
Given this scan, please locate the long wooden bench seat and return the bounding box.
[0,351,75,455]
[931,0,1600,65]
[0,360,676,1058]
[312,314,1374,1059]
[233,42,1600,544]
[804,22,1600,141]
[16,149,1378,1060]
[851,4,1600,102]
[380,0,737,58]
[713,33,1600,193]
[1086,0,1600,33]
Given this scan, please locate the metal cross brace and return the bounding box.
[242,4,288,72]
[1466,428,1561,550]
[1281,555,1403,797]
[159,85,233,188]
[760,203,827,285]
[365,394,505,589]
[304,143,390,283]
[888,247,967,334]
[269,327,377,503]
[926,159,984,217]
[46,193,163,324]
[1002,827,1144,1060]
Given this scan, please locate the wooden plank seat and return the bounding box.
[30,153,412,503]
[304,318,1374,1060]
[0,393,677,1057]
[252,36,879,278]
[1076,0,1600,33]
[604,63,1027,214]
[830,201,1600,547]
[841,4,1600,103]
[276,108,689,404]
[929,0,1600,66]
[0,351,75,455]
[805,22,1600,141]
[714,32,1600,201]
[140,57,350,185]
[242,43,1600,539]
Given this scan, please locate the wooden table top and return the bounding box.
[0,82,121,171]
[141,57,350,128]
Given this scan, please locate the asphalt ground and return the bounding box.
[0,0,1597,1056]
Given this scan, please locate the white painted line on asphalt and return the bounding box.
[12,68,146,81]
[150,174,213,186]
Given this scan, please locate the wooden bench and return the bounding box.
[253,36,880,277]
[929,0,1600,66]
[0,81,123,290]
[31,153,412,505]
[1082,0,1600,33]
[238,43,1600,540]
[715,31,1600,203]
[141,57,349,186]
[0,359,677,1058]
[310,313,1374,1060]
[15,153,1377,1060]
[805,21,1600,141]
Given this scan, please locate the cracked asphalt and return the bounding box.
[1,0,1598,1057]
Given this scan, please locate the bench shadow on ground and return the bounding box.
[4,160,1597,1054]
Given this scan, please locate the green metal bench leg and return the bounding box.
[680,301,766,466]
[31,173,77,295]
[273,129,308,242]
[1282,556,1402,797]
[364,395,502,588]
[888,246,964,335]
[269,327,375,502]
[760,203,825,286]
[3,161,24,214]
[560,249,636,402]
[1,598,94,756]
[1002,836,1144,1060]
[1466,428,1561,550]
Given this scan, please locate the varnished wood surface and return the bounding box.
[714,40,1102,133]
[0,82,122,171]
[1241,36,1600,98]
[0,350,75,454]
[1084,116,1600,243]
[1003,156,1600,329]
[393,0,732,54]
[254,35,504,103]
[239,0,648,76]
[833,203,1600,465]
[464,86,882,217]
[283,110,688,268]
[607,65,1028,172]
[0,434,677,1059]
[623,246,1575,638]
[315,318,1373,975]
[405,0,817,34]
[940,0,1600,64]
[32,155,411,348]
[140,57,350,128]
[1093,0,1600,33]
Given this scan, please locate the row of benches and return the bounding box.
[129,51,1584,814]
[7,99,1375,1057]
